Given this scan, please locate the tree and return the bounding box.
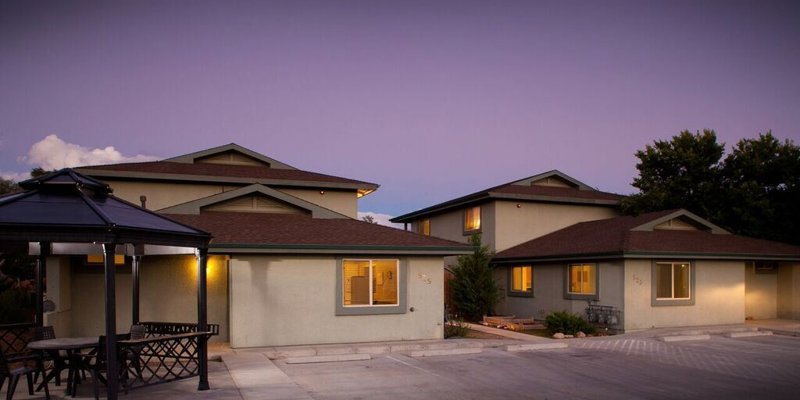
[623,130,800,245]
[361,215,377,224]
[448,234,500,321]
[0,179,18,195]
[719,132,800,244]
[621,129,724,218]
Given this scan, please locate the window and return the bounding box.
[651,261,694,306]
[568,263,596,295]
[342,259,399,306]
[655,262,690,300]
[419,219,431,236]
[337,258,407,315]
[464,206,481,232]
[509,265,532,296]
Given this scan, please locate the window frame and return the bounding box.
[651,261,695,306]
[419,219,431,236]
[508,265,533,297]
[564,262,599,300]
[336,258,407,315]
[463,206,481,234]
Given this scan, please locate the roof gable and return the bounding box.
[630,209,729,234]
[157,184,347,219]
[510,170,592,190]
[165,143,296,169]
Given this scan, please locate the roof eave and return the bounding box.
[78,168,378,192]
[209,243,472,256]
[493,250,800,264]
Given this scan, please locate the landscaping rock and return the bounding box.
[552,333,565,339]
[577,331,586,338]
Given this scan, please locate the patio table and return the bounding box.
[28,336,98,396]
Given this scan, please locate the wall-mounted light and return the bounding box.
[319,190,325,195]
[516,203,522,208]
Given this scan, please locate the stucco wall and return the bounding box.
[624,259,745,331]
[102,180,359,218]
[744,262,778,320]
[278,188,358,218]
[426,208,479,245]
[228,255,444,348]
[493,201,619,252]
[777,263,800,319]
[102,180,236,211]
[496,262,624,321]
[44,256,73,338]
[68,255,229,342]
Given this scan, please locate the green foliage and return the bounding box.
[623,130,800,245]
[0,178,19,195]
[622,129,724,218]
[544,311,595,336]
[448,234,500,321]
[444,319,470,338]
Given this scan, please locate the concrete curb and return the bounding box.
[659,334,711,342]
[410,347,483,357]
[725,331,773,338]
[506,342,568,352]
[285,354,371,364]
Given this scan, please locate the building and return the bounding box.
[392,172,800,331]
[33,143,470,348]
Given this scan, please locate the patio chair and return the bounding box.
[30,326,67,386]
[0,348,50,400]
[76,335,132,400]
[121,325,146,386]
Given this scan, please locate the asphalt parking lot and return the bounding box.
[276,334,800,400]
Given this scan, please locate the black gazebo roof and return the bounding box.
[0,169,210,248]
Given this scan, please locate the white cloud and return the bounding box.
[19,134,159,170]
[1,171,30,182]
[357,211,404,229]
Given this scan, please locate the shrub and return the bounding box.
[544,311,595,336]
[448,234,500,321]
[444,319,470,338]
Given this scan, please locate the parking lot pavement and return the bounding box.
[276,335,800,400]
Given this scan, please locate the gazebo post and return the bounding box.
[35,241,49,328]
[103,243,119,400]
[132,252,142,325]
[196,247,209,391]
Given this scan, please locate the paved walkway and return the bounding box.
[6,320,800,399]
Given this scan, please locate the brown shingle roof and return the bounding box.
[166,212,471,252]
[495,210,800,261]
[391,170,622,223]
[76,161,377,188]
[491,184,624,202]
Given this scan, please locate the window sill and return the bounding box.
[651,298,695,307]
[336,305,406,316]
[508,291,533,298]
[564,292,599,301]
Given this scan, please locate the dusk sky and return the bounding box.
[2,0,799,222]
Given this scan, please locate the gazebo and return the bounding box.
[0,169,213,399]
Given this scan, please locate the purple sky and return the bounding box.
[2,0,799,218]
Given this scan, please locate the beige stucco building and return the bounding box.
[393,173,800,332]
[39,144,469,347]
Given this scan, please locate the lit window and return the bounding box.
[656,262,690,300]
[419,219,431,236]
[464,206,481,232]
[511,265,532,293]
[568,263,596,295]
[342,259,399,306]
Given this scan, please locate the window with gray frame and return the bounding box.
[651,261,695,306]
[508,265,533,297]
[564,262,599,300]
[336,258,407,315]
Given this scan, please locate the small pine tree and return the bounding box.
[449,234,500,321]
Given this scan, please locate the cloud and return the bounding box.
[1,171,30,182]
[19,134,159,170]
[357,211,404,229]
